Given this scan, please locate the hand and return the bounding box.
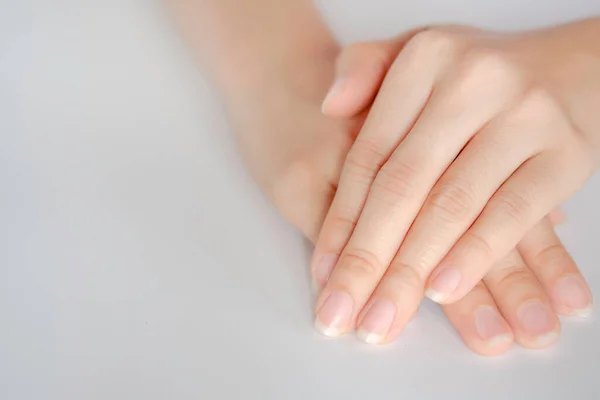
[311,35,591,346]
[223,39,591,355]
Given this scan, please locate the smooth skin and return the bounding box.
[313,22,599,344]
[168,0,594,355]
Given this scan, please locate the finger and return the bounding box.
[518,218,593,318]
[321,28,428,117]
[321,41,398,117]
[548,207,567,226]
[425,89,594,304]
[427,149,587,305]
[311,33,483,335]
[358,106,544,341]
[310,32,439,296]
[439,282,514,356]
[312,35,520,335]
[483,248,560,349]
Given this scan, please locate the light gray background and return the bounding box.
[1,1,600,399]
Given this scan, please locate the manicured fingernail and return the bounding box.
[311,254,338,294]
[425,267,462,303]
[315,291,354,337]
[474,306,512,346]
[321,77,344,113]
[555,275,593,318]
[518,300,559,346]
[357,299,397,345]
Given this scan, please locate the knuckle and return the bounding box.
[351,137,389,161]
[372,160,418,205]
[387,261,425,291]
[344,138,388,184]
[532,243,572,270]
[454,49,521,98]
[491,190,532,226]
[461,48,515,79]
[338,249,385,278]
[492,265,537,289]
[428,180,477,223]
[406,29,456,60]
[410,29,454,51]
[517,87,561,121]
[462,231,496,261]
[327,214,358,234]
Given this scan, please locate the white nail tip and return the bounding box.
[425,288,447,304]
[486,333,513,348]
[357,329,385,345]
[314,319,344,338]
[533,331,560,347]
[573,305,593,318]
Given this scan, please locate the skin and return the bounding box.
[313,22,599,344]
[167,1,594,355]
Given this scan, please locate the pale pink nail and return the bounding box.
[474,306,512,346]
[425,267,462,303]
[314,291,354,338]
[518,300,558,345]
[357,299,397,344]
[555,275,593,317]
[312,254,338,293]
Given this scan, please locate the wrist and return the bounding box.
[215,25,340,107]
[168,0,340,104]
[508,19,600,164]
[220,35,339,103]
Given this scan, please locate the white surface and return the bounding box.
[1,1,600,399]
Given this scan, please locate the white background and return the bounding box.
[1,1,600,399]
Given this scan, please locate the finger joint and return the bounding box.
[338,248,386,278]
[428,180,477,223]
[372,160,419,206]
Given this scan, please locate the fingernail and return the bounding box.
[311,254,338,294]
[425,267,462,303]
[321,77,344,113]
[518,300,559,346]
[357,299,397,345]
[315,291,354,338]
[555,275,593,318]
[474,306,513,347]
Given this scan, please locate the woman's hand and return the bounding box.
[312,28,596,345]
[169,0,595,354]
[224,38,590,354]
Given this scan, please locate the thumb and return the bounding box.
[320,40,396,118]
[321,28,425,118]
